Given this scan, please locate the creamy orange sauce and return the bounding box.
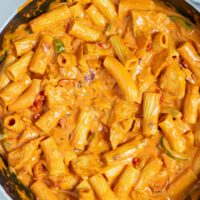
[0,0,200,199]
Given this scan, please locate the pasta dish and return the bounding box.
[0,0,200,199]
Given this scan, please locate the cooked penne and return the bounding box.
[0,74,32,106]
[183,83,199,124]
[152,32,169,52]
[191,150,200,176]
[0,54,16,90]
[35,106,67,133]
[103,138,147,165]
[85,5,107,27]
[103,163,127,185]
[57,53,77,68]
[1,1,200,199]
[151,50,168,77]
[14,34,38,56]
[29,35,53,75]
[71,108,94,151]
[168,33,179,59]
[76,180,95,200]
[41,137,67,177]
[31,180,60,200]
[178,42,200,79]
[134,158,163,191]
[71,154,101,178]
[8,79,41,112]
[167,168,198,200]
[89,174,117,200]
[70,3,84,18]
[113,165,140,199]
[4,114,25,133]
[143,92,160,136]
[69,20,102,42]
[110,36,139,70]
[6,51,33,81]
[30,5,71,33]
[8,137,41,170]
[160,61,186,99]
[159,115,186,153]
[93,0,117,22]
[104,56,138,102]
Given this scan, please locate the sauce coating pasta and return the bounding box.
[0,0,200,199]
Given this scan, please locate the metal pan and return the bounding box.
[0,0,199,199]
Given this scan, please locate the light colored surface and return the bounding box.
[0,0,199,200]
[0,0,26,32]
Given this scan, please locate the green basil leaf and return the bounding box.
[169,16,193,30]
[54,39,65,54]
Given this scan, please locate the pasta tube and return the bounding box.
[159,115,186,153]
[71,108,94,151]
[143,92,160,136]
[8,138,41,170]
[30,5,71,33]
[76,180,95,200]
[104,56,138,102]
[35,106,67,133]
[103,138,147,165]
[57,53,77,68]
[85,5,107,27]
[93,0,117,22]
[134,158,163,191]
[4,114,25,133]
[8,79,41,112]
[191,150,200,176]
[160,61,186,99]
[41,137,67,177]
[89,174,117,200]
[6,51,33,81]
[113,165,140,199]
[152,32,169,52]
[70,3,84,18]
[0,74,32,106]
[103,163,126,185]
[110,35,132,65]
[183,84,199,124]
[29,35,53,75]
[31,180,60,200]
[178,42,200,79]
[167,168,198,199]
[14,34,38,56]
[0,55,16,90]
[69,21,102,42]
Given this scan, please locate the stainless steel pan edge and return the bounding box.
[0,0,199,200]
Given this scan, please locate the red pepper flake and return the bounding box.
[30,91,46,112]
[97,42,107,48]
[58,79,76,87]
[66,18,73,33]
[146,41,152,52]
[58,118,67,129]
[132,158,140,166]
[179,57,188,69]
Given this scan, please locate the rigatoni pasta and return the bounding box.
[0,0,200,199]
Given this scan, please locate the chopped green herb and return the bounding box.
[169,16,193,30]
[54,39,65,54]
[0,52,7,64]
